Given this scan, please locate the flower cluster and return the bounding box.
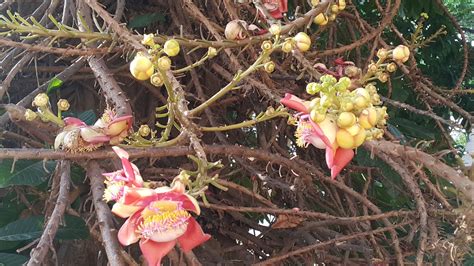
[103,147,210,266]
[281,74,387,178]
[54,109,132,152]
[313,0,346,26]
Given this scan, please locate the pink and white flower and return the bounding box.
[281,93,354,178]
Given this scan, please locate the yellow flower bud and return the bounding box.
[207,47,218,58]
[376,48,388,59]
[359,108,378,129]
[313,13,328,26]
[377,72,389,83]
[163,39,180,57]
[329,13,337,21]
[338,0,346,10]
[142,34,155,47]
[130,53,154,81]
[368,63,378,73]
[33,93,49,108]
[264,61,275,73]
[24,109,38,121]
[337,112,356,128]
[308,97,321,110]
[294,32,311,52]
[150,73,164,87]
[281,40,294,53]
[341,101,354,112]
[346,123,361,136]
[331,4,339,13]
[354,96,369,109]
[269,24,281,35]
[261,41,273,51]
[386,62,397,72]
[139,124,151,137]
[336,129,354,149]
[57,99,70,111]
[311,0,320,6]
[353,127,366,148]
[392,45,410,63]
[157,56,172,71]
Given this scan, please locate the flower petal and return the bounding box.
[79,127,110,144]
[177,218,210,252]
[106,115,132,136]
[121,187,156,205]
[118,212,140,246]
[112,202,143,218]
[153,192,201,215]
[280,93,309,113]
[112,146,138,184]
[63,117,86,126]
[330,148,354,179]
[139,239,176,266]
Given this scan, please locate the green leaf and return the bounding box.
[46,77,63,95]
[389,117,435,140]
[127,13,165,28]
[77,110,97,126]
[0,215,89,242]
[0,253,29,266]
[0,160,56,188]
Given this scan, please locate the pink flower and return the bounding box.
[54,111,133,152]
[281,93,354,178]
[257,0,288,19]
[103,146,144,202]
[114,181,210,266]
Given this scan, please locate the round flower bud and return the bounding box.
[57,99,70,111]
[269,24,281,35]
[353,128,366,148]
[293,32,311,52]
[311,0,320,6]
[207,47,218,58]
[331,4,339,13]
[359,108,377,129]
[157,56,172,71]
[376,48,388,59]
[377,72,389,83]
[337,112,356,128]
[150,73,164,87]
[130,53,154,81]
[261,40,273,51]
[33,93,49,108]
[340,101,354,112]
[320,94,332,108]
[354,87,371,101]
[365,84,377,94]
[310,109,326,123]
[392,45,410,63]
[354,96,369,109]
[344,65,361,78]
[346,123,361,136]
[138,124,151,137]
[306,82,318,95]
[368,63,378,73]
[386,62,397,72]
[24,109,38,121]
[142,34,155,47]
[264,61,275,73]
[163,39,180,57]
[336,129,354,149]
[281,40,294,53]
[338,0,346,10]
[313,13,328,26]
[328,13,337,21]
[225,20,246,40]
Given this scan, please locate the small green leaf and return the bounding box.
[0,160,56,188]
[0,215,89,242]
[0,253,29,266]
[46,78,63,95]
[127,13,165,28]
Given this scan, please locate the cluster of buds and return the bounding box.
[312,0,346,26]
[363,45,410,83]
[25,93,68,126]
[281,74,387,178]
[103,147,210,266]
[54,109,132,152]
